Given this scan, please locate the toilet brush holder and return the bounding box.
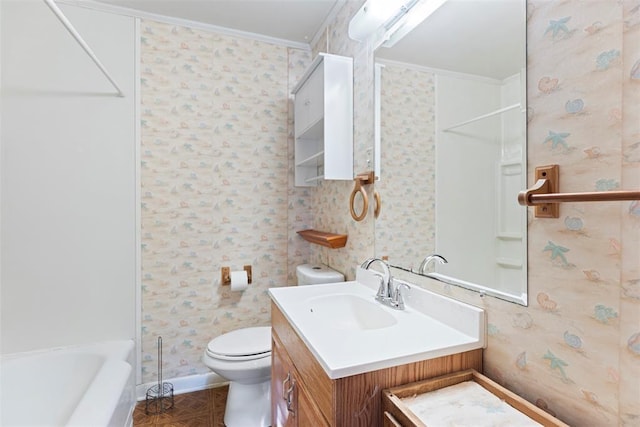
[145,336,174,415]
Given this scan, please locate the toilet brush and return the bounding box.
[145,336,174,415]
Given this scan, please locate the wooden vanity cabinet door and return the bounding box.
[298,381,330,427]
[272,328,329,427]
[272,335,298,427]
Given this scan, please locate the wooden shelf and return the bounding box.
[297,229,348,249]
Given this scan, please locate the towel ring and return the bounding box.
[374,191,381,219]
[350,171,375,222]
[350,182,368,221]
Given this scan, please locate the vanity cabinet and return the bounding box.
[272,337,297,426]
[292,53,353,187]
[272,331,330,426]
[270,302,483,427]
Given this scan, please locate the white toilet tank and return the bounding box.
[296,264,344,286]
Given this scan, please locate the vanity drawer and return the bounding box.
[382,369,569,427]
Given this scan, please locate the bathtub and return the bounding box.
[0,340,136,426]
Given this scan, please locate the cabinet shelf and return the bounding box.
[298,118,324,140]
[305,175,324,184]
[296,150,325,167]
[297,229,348,249]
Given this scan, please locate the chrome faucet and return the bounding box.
[361,257,392,302]
[418,254,448,275]
[390,282,410,310]
[361,258,409,310]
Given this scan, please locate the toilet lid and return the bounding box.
[206,326,271,361]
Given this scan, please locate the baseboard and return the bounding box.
[136,372,227,401]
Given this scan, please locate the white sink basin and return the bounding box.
[305,294,398,331]
[269,267,485,379]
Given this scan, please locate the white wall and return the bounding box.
[1,0,137,353]
[435,74,501,287]
[435,72,526,297]
[495,72,526,294]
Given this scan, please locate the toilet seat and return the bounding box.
[206,326,271,361]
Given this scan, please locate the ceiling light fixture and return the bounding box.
[348,0,416,42]
[348,0,448,46]
[381,0,448,47]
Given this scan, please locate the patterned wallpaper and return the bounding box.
[309,0,375,280]
[139,21,311,382]
[137,0,639,424]
[375,64,436,268]
[287,48,315,284]
[383,1,639,425]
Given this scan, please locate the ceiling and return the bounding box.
[92,0,524,80]
[376,0,525,80]
[94,0,342,45]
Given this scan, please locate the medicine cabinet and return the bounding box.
[292,53,353,187]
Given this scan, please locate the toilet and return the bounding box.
[296,263,345,285]
[202,265,343,427]
[202,326,272,427]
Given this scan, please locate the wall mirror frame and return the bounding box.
[371,0,529,305]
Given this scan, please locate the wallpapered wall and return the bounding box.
[375,65,436,267]
[139,21,313,382]
[139,0,638,424]
[308,0,374,279]
[312,0,639,425]
[497,2,639,424]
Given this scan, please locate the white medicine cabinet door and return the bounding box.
[293,53,353,187]
[294,65,324,136]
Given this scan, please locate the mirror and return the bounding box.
[373,0,528,304]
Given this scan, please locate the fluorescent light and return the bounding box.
[348,0,410,41]
[382,0,448,47]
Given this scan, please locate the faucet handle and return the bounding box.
[391,282,410,310]
[374,273,390,301]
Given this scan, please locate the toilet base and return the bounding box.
[224,380,271,427]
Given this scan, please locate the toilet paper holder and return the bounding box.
[221,265,252,286]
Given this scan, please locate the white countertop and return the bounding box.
[269,268,485,379]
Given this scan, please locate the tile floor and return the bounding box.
[133,386,228,427]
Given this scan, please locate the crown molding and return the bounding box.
[56,0,312,51]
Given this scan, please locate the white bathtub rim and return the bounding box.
[1,339,135,361]
[0,339,136,427]
[67,359,132,426]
